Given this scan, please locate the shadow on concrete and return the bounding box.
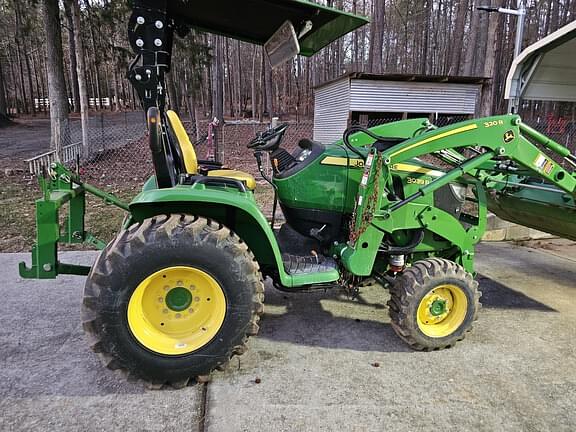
[477,274,557,312]
[257,285,413,353]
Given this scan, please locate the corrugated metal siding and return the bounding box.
[349,80,481,114]
[313,78,350,143]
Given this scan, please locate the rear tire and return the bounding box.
[387,258,480,350]
[82,214,264,388]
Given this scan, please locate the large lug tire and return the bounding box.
[82,214,264,388]
[388,258,481,351]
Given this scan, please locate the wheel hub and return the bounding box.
[429,299,447,316]
[166,286,193,312]
[127,266,226,355]
[416,284,468,338]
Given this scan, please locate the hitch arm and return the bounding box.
[19,163,129,279]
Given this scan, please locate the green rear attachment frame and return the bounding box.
[19,163,129,279]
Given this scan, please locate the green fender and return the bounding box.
[128,182,339,288]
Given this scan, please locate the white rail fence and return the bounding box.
[25,142,83,175]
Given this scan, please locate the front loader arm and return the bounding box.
[340,114,576,276]
[385,115,576,195]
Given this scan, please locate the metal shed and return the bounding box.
[313,73,487,144]
[506,20,576,105]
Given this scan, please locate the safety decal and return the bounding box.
[533,154,555,175]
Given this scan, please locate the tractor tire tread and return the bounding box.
[82,214,264,389]
[387,258,481,351]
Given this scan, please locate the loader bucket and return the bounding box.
[488,185,576,241]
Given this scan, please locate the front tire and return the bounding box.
[388,258,481,350]
[82,214,264,388]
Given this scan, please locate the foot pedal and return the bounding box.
[282,253,337,275]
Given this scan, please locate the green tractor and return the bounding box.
[20,0,576,388]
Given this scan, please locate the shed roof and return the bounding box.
[314,72,489,90]
[505,20,576,102]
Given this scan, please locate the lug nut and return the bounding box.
[136,16,145,24]
[154,38,162,47]
[155,20,163,29]
[136,38,144,47]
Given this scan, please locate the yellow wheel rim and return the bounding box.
[416,284,468,338]
[127,266,226,355]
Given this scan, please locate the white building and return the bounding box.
[313,73,487,144]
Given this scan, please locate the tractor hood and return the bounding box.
[154,0,369,56]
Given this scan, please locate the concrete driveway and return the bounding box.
[0,242,574,431]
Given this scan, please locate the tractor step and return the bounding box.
[282,253,337,275]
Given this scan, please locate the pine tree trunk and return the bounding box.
[463,0,479,76]
[251,45,258,120]
[480,0,503,116]
[265,56,273,119]
[368,0,385,73]
[0,60,9,122]
[211,36,224,162]
[42,0,69,158]
[235,40,242,118]
[66,0,90,156]
[449,0,469,75]
[63,0,80,113]
[86,5,102,110]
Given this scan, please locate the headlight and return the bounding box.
[449,183,468,202]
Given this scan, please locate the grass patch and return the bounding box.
[1,173,277,253]
[0,173,137,253]
[0,177,37,252]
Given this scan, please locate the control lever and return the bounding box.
[254,150,279,229]
[310,224,327,242]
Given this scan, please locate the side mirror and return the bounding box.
[264,21,300,68]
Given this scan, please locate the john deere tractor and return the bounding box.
[20,0,576,388]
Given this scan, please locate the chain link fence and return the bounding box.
[518,111,576,161]
[25,113,314,193]
[8,110,574,254]
[24,111,576,193]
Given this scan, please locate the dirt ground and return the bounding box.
[0,169,274,253]
[0,114,276,253]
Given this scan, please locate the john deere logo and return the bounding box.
[503,130,515,143]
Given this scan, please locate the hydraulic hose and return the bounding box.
[379,229,425,254]
[342,125,368,159]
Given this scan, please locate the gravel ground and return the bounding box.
[0,113,145,163]
[0,241,574,431]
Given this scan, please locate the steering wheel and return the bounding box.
[247,123,289,151]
